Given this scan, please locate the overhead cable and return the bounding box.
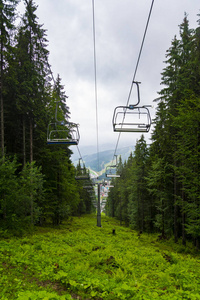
[112,0,155,162]
[92,0,100,172]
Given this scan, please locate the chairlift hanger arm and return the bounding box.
[55,101,65,123]
[132,81,141,107]
[112,81,141,127]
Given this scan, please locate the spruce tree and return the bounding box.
[128,135,150,231]
[149,14,199,243]
[15,0,50,164]
[0,0,19,157]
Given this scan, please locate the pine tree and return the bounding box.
[128,135,150,231]
[0,0,19,157]
[173,96,200,248]
[149,14,199,243]
[15,0,50,164]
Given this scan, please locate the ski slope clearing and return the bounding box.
[0,215,200,299]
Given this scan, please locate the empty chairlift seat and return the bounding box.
[112,104,151,133]
[105,165,120,178]
[47,121,80,145]
[112,81,152,133]
[75,168,90,180]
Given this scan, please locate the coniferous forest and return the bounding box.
[0,0,200,253]
[0,0,95,233]
[106,14,200,249]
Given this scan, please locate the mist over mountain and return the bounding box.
[71,145,135,173]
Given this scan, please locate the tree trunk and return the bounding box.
[174,201,178,243]
[0,86,4,158]
[182,211,186,246]
[53,169,61,225]
[174,171,178,243]
[141,192,144,232]
[112,197,115,217]
[23,116,26,166]
[161,197,165,238]
[30,118,33,163]
[97,183,101,227]
[29,117,33,223]
[0,43,4,158]
[182,188,186,246]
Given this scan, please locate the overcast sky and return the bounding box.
[18,0,200,157]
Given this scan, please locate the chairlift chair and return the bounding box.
[83,186,94,189]
[47,121,80,145]
[112,105,151,133]
[75,174,90,180]
[47,101,80,145]
[105,165,120,178]
[112,81,151,133]
[86,190,94,193]
[75,167,90,180]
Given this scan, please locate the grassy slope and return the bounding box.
[0,214,200,300]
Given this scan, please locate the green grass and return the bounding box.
[0,214,200,299]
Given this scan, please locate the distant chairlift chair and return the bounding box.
[105,165,120,178]
[47,101,80,145]
[75,168,90,180]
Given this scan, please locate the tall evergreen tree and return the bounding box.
[0,0,19,157]
[128,136,150,231]
[15,0,50,164]
[149,14,199,244]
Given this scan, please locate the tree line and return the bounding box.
[0,0,95,234]
[106,13,200,249]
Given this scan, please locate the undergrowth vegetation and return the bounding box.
[0,214,200,299]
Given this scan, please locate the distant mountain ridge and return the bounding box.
[72,146,135,173]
